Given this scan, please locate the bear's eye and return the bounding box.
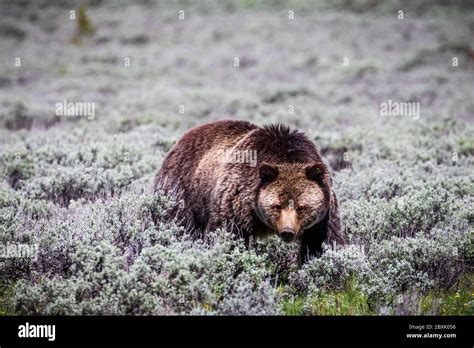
[296,206,306,213]
[271,204,282,210]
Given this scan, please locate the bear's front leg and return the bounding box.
[298,221,327,266]
[299,231,325,266]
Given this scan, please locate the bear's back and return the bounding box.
[154,120,258,229]
[157,120,256,180]
[155,120,256,200]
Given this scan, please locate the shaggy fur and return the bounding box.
[154,120,345,264]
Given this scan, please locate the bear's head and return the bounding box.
[255,162,331,243]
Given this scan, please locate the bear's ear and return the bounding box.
[259,162,279,183]
[305,163,325,182]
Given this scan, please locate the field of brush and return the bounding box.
[0,0,473,315]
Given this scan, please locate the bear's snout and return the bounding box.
[276,207,300,242]
[280,228,296,242]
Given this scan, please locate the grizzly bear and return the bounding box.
[154,120,345,265]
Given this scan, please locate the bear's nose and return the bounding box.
[280,228,295,242]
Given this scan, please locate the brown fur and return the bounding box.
[154,120,345,264]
